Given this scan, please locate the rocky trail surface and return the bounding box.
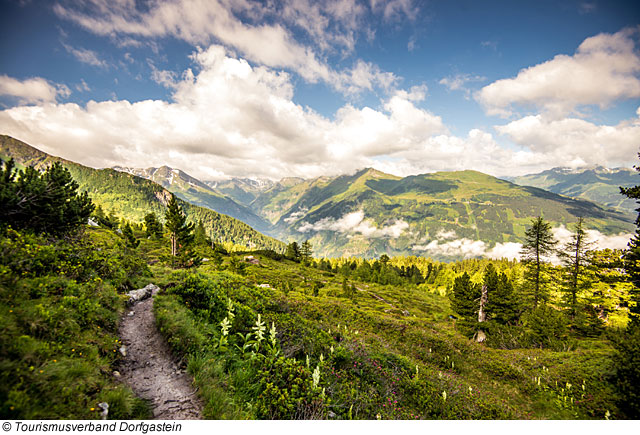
[118,285,202,419]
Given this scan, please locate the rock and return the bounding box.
[87,218,99,227]
[257,283,271,288]
[328,411,336,418]
[97,402,109,420]
[115,228,123,235]
[127,311,135,317]
[126,284,160,306]
[119,346,127,357]
[113,371,121,378]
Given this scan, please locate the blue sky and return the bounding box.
[0,0,639,181]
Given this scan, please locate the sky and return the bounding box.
[0,0,639,181]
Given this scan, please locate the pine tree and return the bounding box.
[144,212,163,239]
[121,222,139,248]
[285,241,301,261]
[193,220,208,246]
[449,272,480,320]
[484,264,519,324]
[520,216,557,309]
[164,194,195,264]
[0,158,94,236]
[614,155,640,417]
[300,239,313,261]
[559,217,593,318]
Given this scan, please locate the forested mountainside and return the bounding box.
[241,168,634,258]
[508,166,637,215]
[0,135,284,252]
[113,166,272,234]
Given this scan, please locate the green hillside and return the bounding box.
[0,135,284,252]
[113,166,273,234]
[248,168,634,258]
[508,166,637,215]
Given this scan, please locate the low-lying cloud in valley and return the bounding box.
[412,227,633,261]
[298,210,409,238]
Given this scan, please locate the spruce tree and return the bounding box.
[301,239,313,261]
[520,216,557,309]
[285,241,301,261]
[164,194,195,263]
[559,217,592,318]
[0,158,93,236]
[144,212,163,239]
[614,155,640,417]
[449,272,480,320]
[484,265,519,324]
[193,220,208,246]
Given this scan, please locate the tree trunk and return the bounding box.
[477,284,488,343]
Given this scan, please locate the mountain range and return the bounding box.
[0,135,284,252]
[1,134,636,259]
[507,166,637,215]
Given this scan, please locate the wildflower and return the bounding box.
[468,386,472,394]
[39,370,43,374]
[10,406,14,411]
[269,322,277,347]
[252,314,266,344]
[330,345,334,354]
[306,355,310,368]
[537,377,541,387]
[376,414,381,420]
[605,410,610,420]
[90,407,95,411]
[220,317,231,337]
[415,365,419,376]
[320,353,324,363]
[312,365,320,388]
[442,391,447,401]
[566,382,572,390]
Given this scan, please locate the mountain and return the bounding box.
[244,168,634,258]
[113,166,273,234]
[205,177,276,206]
[0,135,285,252]
[507,166,637,215]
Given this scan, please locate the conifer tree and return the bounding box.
[301,239,313,261]
[144,212,163,239]
[614,155,640,417]
[484,264,519,324]
[285,241,301,261]
[520,216,557,309]
[559,217,592,318]
[449,272,480,320]
[193,220,208,246]
[121,222,139,248]
[0,158,93,236]
[164,194,195,262]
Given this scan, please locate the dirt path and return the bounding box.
[118,296,202,419]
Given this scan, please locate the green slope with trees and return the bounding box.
[0,135,284,252]
[2,154,640,420]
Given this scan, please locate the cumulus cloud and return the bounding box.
[0,75,70,104]
[0,45,446,179]
[53,0,402,96]
[412,226,633,261]
[298,210,408,238]
[495,112,640,169]
[475,28,640,117]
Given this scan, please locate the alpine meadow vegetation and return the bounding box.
[1,152,639,420]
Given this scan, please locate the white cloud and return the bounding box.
[53,0,402,96]
[475,28,640,117]
[495,112,640,169]
[439,74,486,98]
[298,210,408,238]
[411,226,633,261]
[0,75,70,104]
[0,45,440,179]
[63,43,108,68]
[75,79,91,92]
